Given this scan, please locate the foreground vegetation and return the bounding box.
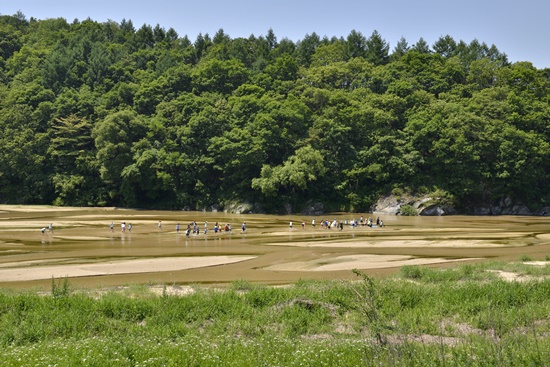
[1,261,550,366]
[1,12,549,213]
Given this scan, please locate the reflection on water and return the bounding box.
[0,206,549,288]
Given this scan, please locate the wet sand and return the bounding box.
[1,206,549,289]
[0,256,256,282]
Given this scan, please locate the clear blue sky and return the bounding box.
[2,0,549,69]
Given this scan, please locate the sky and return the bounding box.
[2,0,549,69]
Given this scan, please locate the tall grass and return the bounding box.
[1,263,550,366]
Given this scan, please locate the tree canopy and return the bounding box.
[1,12,549,213]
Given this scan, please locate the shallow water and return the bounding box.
[1,206,549,289]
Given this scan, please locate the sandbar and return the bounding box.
[264,254,476,271]
[0,256,256,282]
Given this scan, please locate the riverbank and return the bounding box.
[1,262,550,366]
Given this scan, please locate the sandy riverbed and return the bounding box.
[1,206,549,288]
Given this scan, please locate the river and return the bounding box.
[1,206,549,289]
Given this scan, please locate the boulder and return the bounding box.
[300,201,324,216]
[419,205,457,216]
[372,195,401,215]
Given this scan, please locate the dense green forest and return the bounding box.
[1,12,549,213]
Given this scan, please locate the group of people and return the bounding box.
[107,220,248,237]
[45,215,384,236]
[288,216,384,231]
[291,219,344,230]
[317,219,345,230]
[110,221,133,233]
[46,216,383,237]
[178,221,248,236]
[176,221,240,237]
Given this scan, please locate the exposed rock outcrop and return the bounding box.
[372,194,456,216]
[373,193,547,216]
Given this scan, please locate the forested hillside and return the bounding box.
[1,12,549,213]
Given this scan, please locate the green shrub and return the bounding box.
[400,265,424,279]
[399,204,418,216]
[51,276,70,298]
[520,255,533,262]
[391,187,404,197]
[429,187,455,205]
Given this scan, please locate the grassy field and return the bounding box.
[1,260,550,366]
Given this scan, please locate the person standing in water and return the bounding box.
[158,220,162,232]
